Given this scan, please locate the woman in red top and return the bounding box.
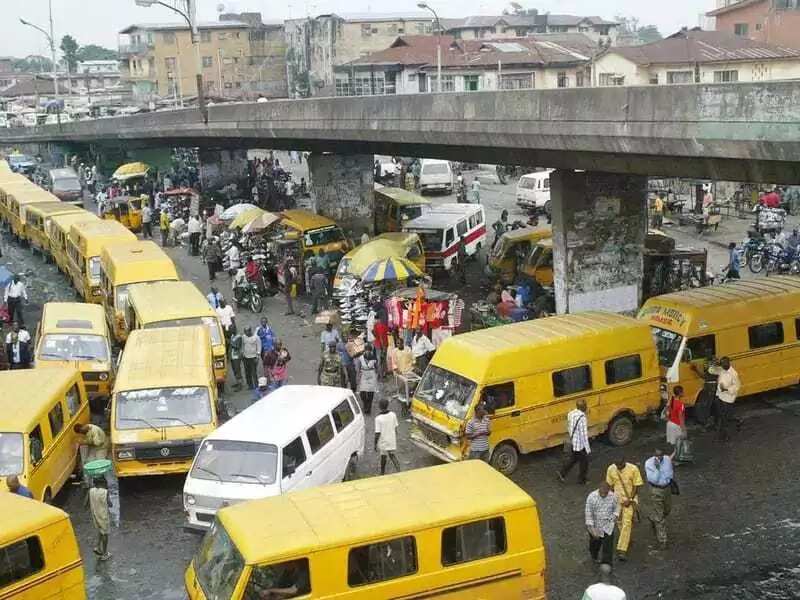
[665,385,686,445]
[372,318,390,378]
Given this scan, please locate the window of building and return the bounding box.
[599,25,611,35]
[0,537,44,587]
[605,355,642,385]
[361,24,372,37]
[463,75,480,91]
[557,72,569,88]
[332,400,355,432]
[162,32,176,44]
[734,23,749,36]
[428,75,455,92]
[714,70,738,83]
[353,74,372,96]
[441,517,506,566]
[578,26,590,32]
[348,536,417,586]
[200,30,211,43]
[306,415,335,453]
[749,322,784,349]
[335,75,353,97]
[481,382,515,411]
[599,73,625,86]
[233,32,240,38]
[281,437,306,478]
[202,56,213,68]
[500,73,534,90]
[235,82,241,88]
[575,71,585,87]
[553,365,592,397]
[218,32,227,40]
[666,71,693,84]
[649,76,659,84]
[756,23,763,31]
[48,403,64,438]
[550,25,569,33]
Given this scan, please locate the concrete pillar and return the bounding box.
[198,149,249,193]
[550,170,648,315]
[308,153,374,236]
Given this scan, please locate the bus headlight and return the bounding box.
[184,494,196,506]
[91,288,103,297]
[99,372,109,381]
[214,360,225,369]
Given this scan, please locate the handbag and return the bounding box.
[669,477,680,496]
[563,414,583,453]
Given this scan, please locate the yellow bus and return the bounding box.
[99,241,179,344]
[126,280,227,385]
[411,312,661,474]
[0,493,86,600]
[0,173,32,225]
[34,302,114,411]
[638,275,800,405]
[47,210,99,275]
[280,209,351,260]
[6,188,58,240]
[0,368,90,502]
[373,186,431,233]
[23,201,83,257]
[66,220,137,303]
[185,461,547,600]
[110,326,218,478]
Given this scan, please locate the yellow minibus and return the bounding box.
[47,210,99,275]
[99,241,179,344]
[0,368,90,502]
[7,188,57,240]
[411,312,661,474]
[24,201,83,257]
[110,326,218,478]
[0,493,86,600]
[34,302,114,411]
[638,275,800,405]
[0,173,33,225]
[126,280,227,385]
[185,461,547,600]
[66,220,137,303]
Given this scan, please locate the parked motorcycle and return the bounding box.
[233,278,263,313]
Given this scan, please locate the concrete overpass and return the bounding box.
[2,81,800,183]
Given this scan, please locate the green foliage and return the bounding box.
[76,44,118,62]
[60,35,79,72]
[13,55,53,73]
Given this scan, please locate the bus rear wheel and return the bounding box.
[490,443,519,475]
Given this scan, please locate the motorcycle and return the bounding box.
[233,277,263,313]
[765,244,800,275]
[738,231,766,269]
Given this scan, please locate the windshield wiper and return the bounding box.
[152,416,196,429]
[38,353,64,359]
[194,465,222,482]
[229,472,267,484]
[119,417,160,432]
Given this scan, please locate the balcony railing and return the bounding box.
[118,42,154,56]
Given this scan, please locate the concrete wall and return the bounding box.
[308,153,374,236]
[198,149,249,193]
[551,170,648,314]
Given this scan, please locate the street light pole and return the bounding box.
[418,2,442,92]
[20,0,60,108]
[135,0,207,123]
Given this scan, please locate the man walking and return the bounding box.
[4,275,28,326]
[241,327,262,390]
[318,342,345,387]
[585,481,619,567]
[188,215,202,256]
[141,203,153,239]
[605,457,643,561]
[645,447,674,550]
[205,240,223,281]
[319,322,342,354]
[465,404,491,461]
[228,330,244,392]
[709,356,741,442]
[284,259,297,316]
[89,477,113,561]
[374,399,401,475]
[337,336,357,393]
[159,209,170,247]
[558,399,590,484]
[309,268,328,314]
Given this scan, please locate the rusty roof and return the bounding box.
[706,0,766,17]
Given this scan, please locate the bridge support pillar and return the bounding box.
[550,170,648,315]
[198,149,249,193]
[308,153,373,237]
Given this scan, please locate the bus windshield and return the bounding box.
[0,433,23,476]
[116,387,212,430]
[145,317,222,346]
[304,225,344,247]
[192,440,278,485]
[416,365,477,420]
[400,205,425,222]
[651,326,684,368]
[38,334,109,362]
[411,230,443,252]
[195,522,244,600]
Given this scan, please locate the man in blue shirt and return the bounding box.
[6,475,34,499]
[255,317,275,358]
[645,447,674,549]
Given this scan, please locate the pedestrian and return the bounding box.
[207,286,223,309]
[645,447,674,550]
[251,376,270,403]
[159,209,170,246]
[372,317,390,378]
[492,210,509,249]
[558,399,590,484]
[265,340,291,390]
[664,385,686,446]
[605,457,643,562]
[652,193,664,229]
[284,259,297,315]
[390,338,414,376]
[226,243,241,278]
[228,330,244,391]
[374,398,401,475]
[709,356,741,442]
[360,230,370,245]
[89,477,113,561]
[74,423,108,462]
[255,317,275,359]
[5,474,33,498]
[5,330,31,369]
[357,344,379,415]
[309,269,328,314]
[188,215,202,256]
[582,564,627,600]
[585,481,619,567]
[241,327,262,390]
[455,237,468,285]
[4,275,28,326]
[141,202,153,239]
[411,328,435,373]
[470,177,481,203]
[215,298,236,344]
[318,342,345,387]
[205,240,223,281]
[337,335,357,393]
[320,322,342,354]
[725,242,741,280]
[465,403,491,461]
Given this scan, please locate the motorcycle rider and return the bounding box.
[232,267,250,305]
[786,228,800,251]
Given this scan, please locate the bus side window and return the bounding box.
[445,228,454,247]
[0,537,45,586]
[282,437,306,478]
[29,426,44,465]
[684,335,716,363]
[246,558,311,599]
[481,383,515,413]
[457,220,467,237]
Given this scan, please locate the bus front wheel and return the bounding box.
[490,442,519,475]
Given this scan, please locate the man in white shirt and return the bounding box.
[187,216,202,256]
[709,356,742,442]
[585,482,619,567]
[141,204,153,239]
[582,564,626,600]
[215,298,236,344]
[411,329,435,371]
[374,399,401,475]
[558,399,590,484]
[95,189,108,216]
[4,275,28,325]
[226,244,241,277]
[4,322,30,345]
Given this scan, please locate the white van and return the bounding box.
[403,204,487,271]
[182,385,365,529]
[516,170,553,216]
[418,159,454,194]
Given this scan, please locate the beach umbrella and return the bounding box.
[229,207,265,229]
[112,162,150,180]
[241,211,281,234]
[361,256,423,283]
[220,203,258,220]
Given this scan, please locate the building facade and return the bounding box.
[284,13,433,98]
[119,13,287,103]
[442,14,618,44]
[75,60,120,91]
[593,28,800,86]
[334,34,596,97]
[707,0,800,49]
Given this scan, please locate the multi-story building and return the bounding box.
[593,28,800,86]
[284,13,434,97]
[334,34,597,96]
[442,13,618,44]
[75,60,120,91]
[707,0,800,49]
[118,12,287,103]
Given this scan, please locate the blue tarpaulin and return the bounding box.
[0,266,12,291]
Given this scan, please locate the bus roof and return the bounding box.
[638,276,800,336]
[404,210,477,230]
[0,494,71,545]
[374,187,431,206]
[431,311,652,383]
[501,226,552,243]
[280,209,337,232]
[0,368,80,431]
[220,461,535,564]
[25,201,82,218]
[115,326,212,391]
[49,210,99,232]
[100,241,178,286]
[41,302,107,335]
[208,385,354,447]
[70,220,136,255]
[128,281,214,324]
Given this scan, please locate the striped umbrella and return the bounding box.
[361,257,423,283]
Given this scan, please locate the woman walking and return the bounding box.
[358,345,379,415]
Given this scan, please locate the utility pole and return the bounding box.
[418,3,442,92]
[20,0,60,117]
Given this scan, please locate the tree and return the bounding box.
[637,25,663,43]
[13,55,53,73]
[76,44,118,62]
[614,15,663,45]
[60,35,79,73]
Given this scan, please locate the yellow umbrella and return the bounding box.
[229,207,265,229]
[112,162,151,181]
[241,211,281,234]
